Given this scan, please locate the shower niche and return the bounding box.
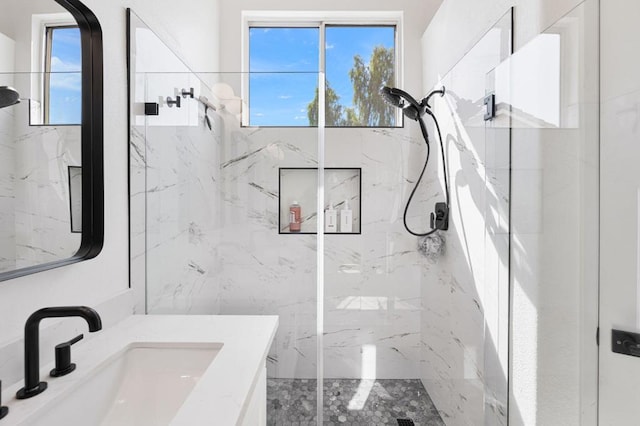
[278,168,362,234]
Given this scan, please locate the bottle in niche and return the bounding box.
[289,201,301,232]
[325,201,337,233]
[340,199,353,233]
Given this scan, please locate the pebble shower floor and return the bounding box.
[267,378,445,425]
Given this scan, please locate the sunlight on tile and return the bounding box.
[348,344,377,410]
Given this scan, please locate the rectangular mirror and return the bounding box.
[0,0,103,280]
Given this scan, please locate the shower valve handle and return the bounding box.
[431,203,449,231]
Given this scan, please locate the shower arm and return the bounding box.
[422,88,446,110]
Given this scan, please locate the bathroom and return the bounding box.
[0,0,637,424]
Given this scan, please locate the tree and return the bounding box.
[349,46,395,126]
[307,81,349,126]
[307,46,395,127]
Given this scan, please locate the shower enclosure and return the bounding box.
[128,1,598,423]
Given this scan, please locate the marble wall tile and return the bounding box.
[14,122,80,268]
[419,12,512,426]
[0,95,81,273]
[129,9,511,410]
[132,65,438,382]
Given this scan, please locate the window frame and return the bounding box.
[242,11,404,128]
[29,13,79,125]
[43,24,81,125]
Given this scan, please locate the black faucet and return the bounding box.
[16,307,102,399]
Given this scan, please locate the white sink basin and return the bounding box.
[23,342,222,426]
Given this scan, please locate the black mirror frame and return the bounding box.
[0,0,104,282]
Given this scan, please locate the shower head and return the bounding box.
[0,86,20,109]
[380,86,446,121]
[380,86,408,108]
[380,86,423,121]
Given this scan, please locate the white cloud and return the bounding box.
[50,73,81,92]
[326,43,335,50]
[50,57,81,72]
[279,95,292,99]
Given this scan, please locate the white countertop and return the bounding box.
[3,315,279,426]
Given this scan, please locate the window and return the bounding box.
[249,27,319,127]
[248,21,398,127]
[44,25,81,125]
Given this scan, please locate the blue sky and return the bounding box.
[249,26,395,126]
[49,27,81,124]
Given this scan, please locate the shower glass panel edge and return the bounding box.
[499,1,600,424]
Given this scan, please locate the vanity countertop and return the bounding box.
[4,314,279,425]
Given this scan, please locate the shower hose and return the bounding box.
[403,110,450,237]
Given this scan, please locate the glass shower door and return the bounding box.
[320,10,512,425]
[134,69,322,424]
[492,1,599,424]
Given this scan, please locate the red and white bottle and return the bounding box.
[289,201,301,232]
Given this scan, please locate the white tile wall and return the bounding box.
[130,7,438,381]
[419,12,512,425]
[599,1,640,419]
[0,98,81,273]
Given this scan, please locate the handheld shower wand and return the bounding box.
[380,85,449,236]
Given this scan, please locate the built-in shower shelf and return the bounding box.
[278,167,362,235]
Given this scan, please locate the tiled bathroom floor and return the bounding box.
[267,378,445,425]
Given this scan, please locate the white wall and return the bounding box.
[422,0,585,91]
[599,1,640,424]
[0,0,220,384]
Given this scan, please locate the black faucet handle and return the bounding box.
[0,380,8,420]
[50,334,83,378]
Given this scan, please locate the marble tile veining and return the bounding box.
[0,97,81,273]
[129,17,502,426]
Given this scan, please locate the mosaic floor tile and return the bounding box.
[267,378,444,425]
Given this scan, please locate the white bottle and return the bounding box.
[340,199,353,233]
[325,201,337,233]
